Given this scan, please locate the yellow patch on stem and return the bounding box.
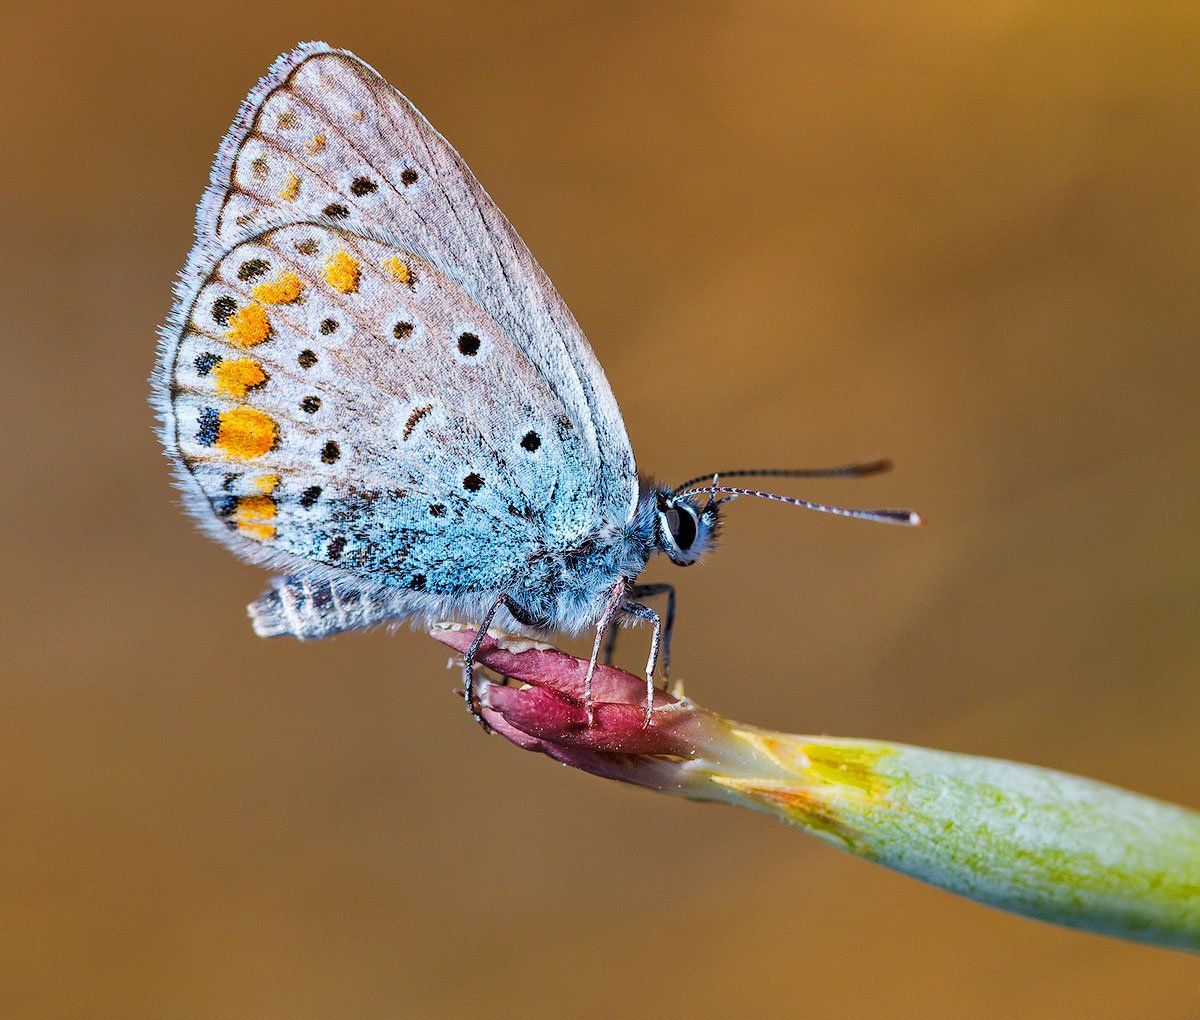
[225,303,271,348]
[213,358,268,398]
[216,407,279,460]
[801,743,893,799]
[382,256,412,286]
[279,171,301,201]
[323,250,360,293]
[252,271,303,305]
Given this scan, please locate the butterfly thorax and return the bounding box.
[506,504,658,633]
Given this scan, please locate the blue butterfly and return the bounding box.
[153,43,920,725]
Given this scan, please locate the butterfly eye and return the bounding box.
[664,504,697,552]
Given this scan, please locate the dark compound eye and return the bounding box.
[457,332,480,356]
[665,505,698,552]
[520,430,541,452]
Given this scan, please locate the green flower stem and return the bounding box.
[691,726,1200,951]
[433,626,1200,952]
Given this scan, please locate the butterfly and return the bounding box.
[153,42,920,725]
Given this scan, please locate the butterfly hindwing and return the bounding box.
[164,221,596,600]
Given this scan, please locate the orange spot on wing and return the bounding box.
[255,474,280,494]
[382,256,412,287]
[323,250,360,293]
[235,493,277,539]
[225,303,271,348]
[279,171,301,201]
[216,407,279,460]
[252,271,303,305]
[306,134,327,154]
[213,358,268,398]
[236,494,277,520]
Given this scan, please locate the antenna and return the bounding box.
[673,459,891,493]
[677,484,923,526]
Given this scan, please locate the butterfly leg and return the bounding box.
[582,580,629,723]
[616,599,663,727]
[602,583,676,677]
[463,593,532,729]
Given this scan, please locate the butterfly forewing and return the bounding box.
[186,42,635,520]
[158,43,638,611]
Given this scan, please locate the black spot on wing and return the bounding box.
[211,296,236,325]
[194,352,220,377]
[196,408,220,446]
[237,258,269,281]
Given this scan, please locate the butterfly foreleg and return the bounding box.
[617,599,663,727]
[601,583,677,677]
[582,581,663,728]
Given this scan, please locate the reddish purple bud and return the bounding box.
[432,625,711,760]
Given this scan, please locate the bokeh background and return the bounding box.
[3,3,1198,1017]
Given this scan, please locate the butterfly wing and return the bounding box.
[179,41,635,521]
[159,220,599,600]
[155,43,638,625]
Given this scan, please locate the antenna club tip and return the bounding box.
[861,458,894,475]
[907,511,925,526]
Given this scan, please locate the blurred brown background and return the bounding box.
[3,2,1198,1017]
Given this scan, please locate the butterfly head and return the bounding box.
[642,460,922,569]
[652,487,722,567]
